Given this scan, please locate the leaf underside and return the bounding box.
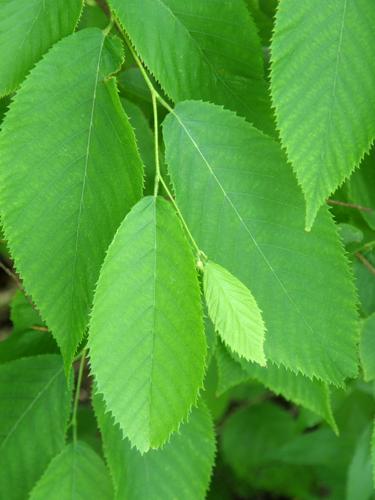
[163,100,358,385]
[89,196,206,452]
[271,0,375,229]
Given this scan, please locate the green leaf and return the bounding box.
[0,0,83,97]
[348,148,375,230]
[354,249,375,316]
[215,342,337,432]
[360,314,375,382]
[271,0,375,229]
[0,330,58,364]
[10,291,44,334]
[0,355,71,499]
[163,100,358,385]
[203,260,266,365]
[346,426,373,500]
[29,441,113,500]
[89,196,206,452]
[93,393,216,500]
[0,28,144,370]
[110,0,274,134]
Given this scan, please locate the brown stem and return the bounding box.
[327,199,373,213]
[356,252,375,277]
[31,325,49,333]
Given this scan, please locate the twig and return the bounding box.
[327,199,373,213]
[31,325,49,333]
[356,252,375,276]
[0,261,36,310]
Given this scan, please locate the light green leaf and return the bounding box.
[30,441,113,500]
[203,260,266,365]
[348,148,375,230]
[0,28,144,370]
[93,393,215,500]
[271,0,375,229]
[0,355,71,499]
[89,196,206,452]
[0,0,83,97]
[346,426,373,500]
[360,314,375,382]
[215,342,337,432]
[110,0,274,134]
[163,100,358,385]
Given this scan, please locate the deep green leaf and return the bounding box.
[110,0,274,134]
[360,314,375,382]
[0,0,83,97]
[0,28,144,370]
[89,196,206,452]
[29,441,113,500]
[94,393,215,500]
[204,260,266,365]
[271,0,375,229]
[346,426,373,500]
[0,329,58,363]
[10,291,44,334]
[354,250,375,316]
[215,342,337,431]
[0,355,71,499]
[163,100,358,385]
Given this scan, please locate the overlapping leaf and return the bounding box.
[0,355,71,499]
[163,100,358,385]
[204,260,266,365]
[271,0,375,229]
[348,148,375,230]
[215,342,337,431]
[359,314,375,382]
[89,196,206,452]
[30,441,113,499]
[110,0,274,134]
[0,0,83,97]
[94,394,215,500]
[0,28,144,370]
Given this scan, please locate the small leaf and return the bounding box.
[0,355,71,499]
[204,260,266,365]
[89,196,206,452]
[0,29,144,371]
[29,441,113,500]
[271,0,375,229]
[93,393,216,500]
[348,148,375,230]
[0,0,83,96]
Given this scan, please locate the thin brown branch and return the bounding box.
[0,261,36,309]
[356,252,375,276]
[327,199,373,213]
[31,325,49,333]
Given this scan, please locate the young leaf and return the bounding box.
[163,100,358,385]
[203,260,266,365]
[271,0,375,229]
[0,355,71,499]
[359,314,375,382]
[110,0,274,134]
[0,28,144,370]
[89,196,206,452]
[93,393,216,500]
[29,441,113,500]
[215,342,337,432]
[0,0,83,97]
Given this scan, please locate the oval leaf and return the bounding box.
[0,28,144,370]
[204,260,266,365]
[89,196,206,452]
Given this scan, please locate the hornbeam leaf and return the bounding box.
[0,0,83,97]
[93,393,215,500]
[110,0,274,134]
[203,260,266,365]
[0,28,144,370]
[89,196,206,452]
[216,342,337,432]
[29,442,113,500]
[0,355,71,500]
[163,100,358,385]
[271,0,375,229]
